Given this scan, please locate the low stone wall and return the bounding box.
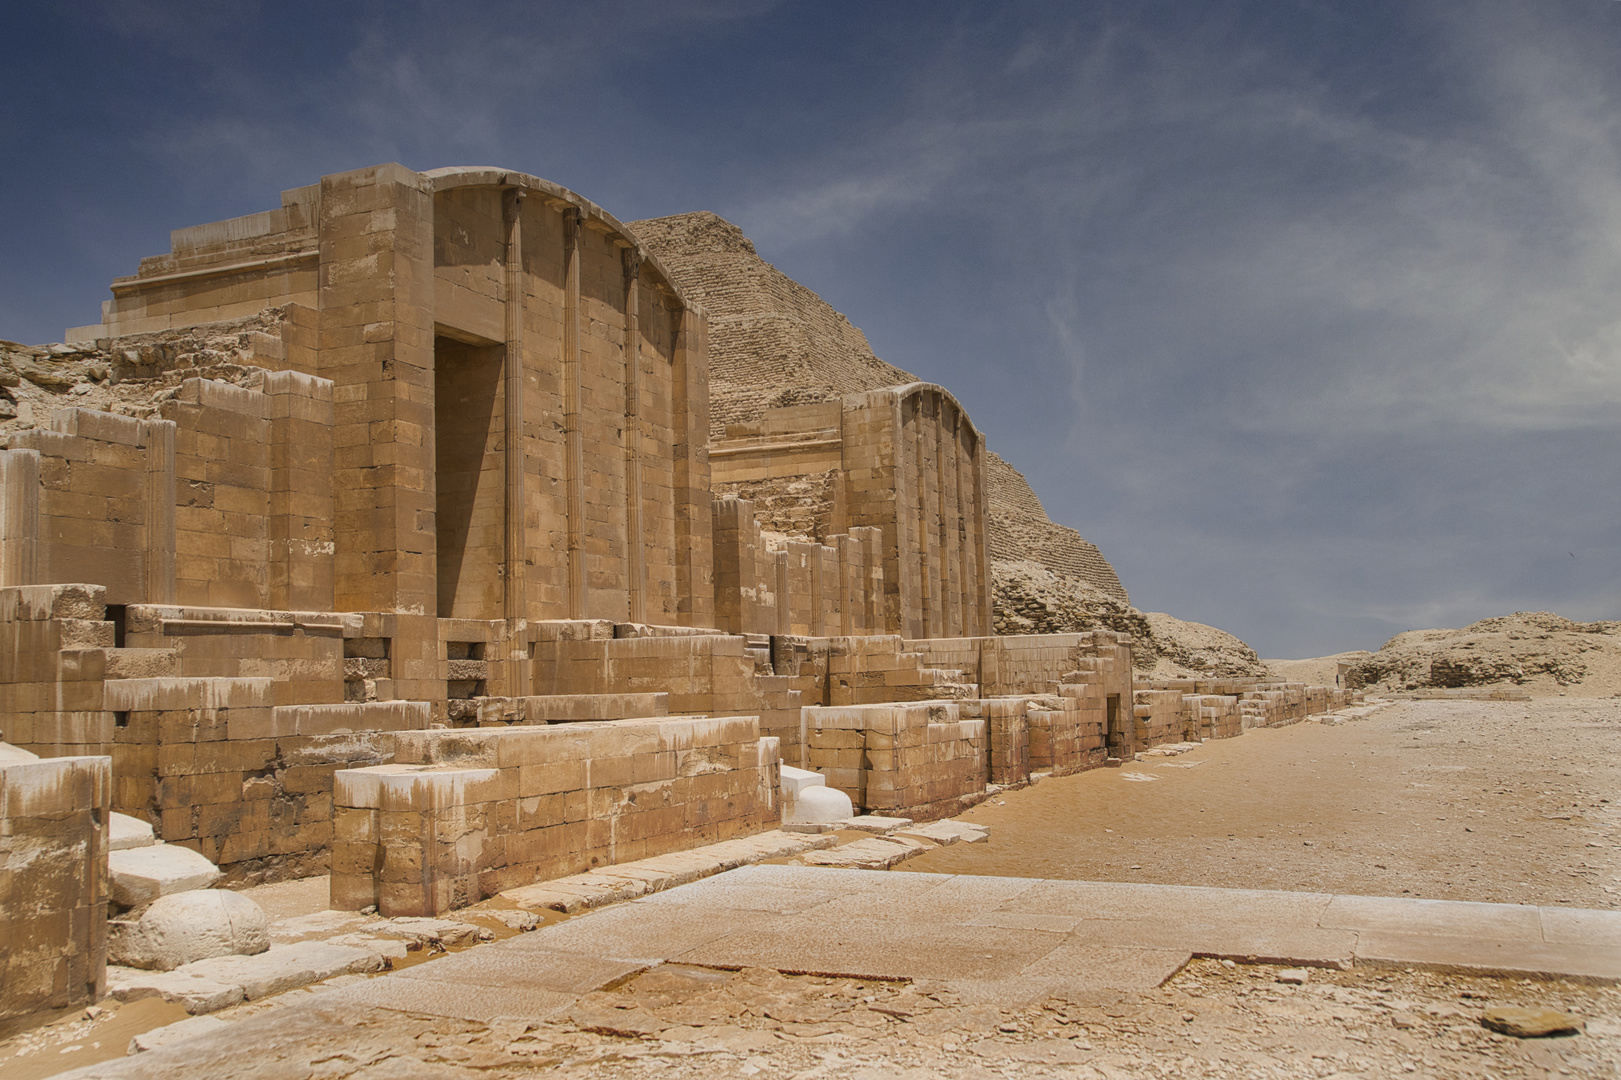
[1134,679,1358,734]
[1037,688,1108,774]
[0,749,109,1036]
[534,626,813,757]
[1132,689,1188,747]
[963,698,1029,786]
[803,702,986,820]
[331,716,781,917]
[0,584,112,760]
[463,693,670,726]
[108,681,428,884]
[824,635,975,705]
[1183,694,1243,740]
[907,630,1135,700]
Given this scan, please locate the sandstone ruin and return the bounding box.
[0,164,1359,1035]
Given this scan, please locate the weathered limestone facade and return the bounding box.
[709,386,994,639]
[0,733,109,1034]
[0,165,1363,1016]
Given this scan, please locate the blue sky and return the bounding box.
[3,0,1618,657]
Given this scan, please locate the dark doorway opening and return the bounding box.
[433,335,504,620]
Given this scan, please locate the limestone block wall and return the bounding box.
[0,374,334,616]
[330,716,780,916]
[1240,691,1287,729]
[1132,689,1188,748]
[803,702,986,820]
[532,624,813,759]
[839,385,991,638]
[459,692,669,727]
[711,495,884,637]
[0,749,109,1036]
[0,585,114,759]
[907,629,1135,702]
[1183,694,1243,741]
[162,374,334,611]
[107,679,427,884]
[710,385,992,640]
[822,635,976,707]
[959,698,1029,786]
[121,604,348,709]
[1032,690,1108,774]
[90,185,322,338]
[1,411,175,606]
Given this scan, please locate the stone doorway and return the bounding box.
[433,335,505,620]
[1106,693,1127,759]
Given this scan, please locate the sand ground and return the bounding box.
[911,698,1620,910]
[5,698,1618,1079]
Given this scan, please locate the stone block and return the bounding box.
[109,844,222,907]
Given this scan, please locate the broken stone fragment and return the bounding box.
[12,356,80,389]
[1482,1006,1584,1038]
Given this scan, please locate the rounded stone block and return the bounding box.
[788,784,854,825]
[109,890,271,970]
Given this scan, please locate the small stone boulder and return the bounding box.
[109,890,271,971]
[1482,1006,1584,1038]
[109,844,222,907]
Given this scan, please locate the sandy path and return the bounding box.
[909,699,1621,909]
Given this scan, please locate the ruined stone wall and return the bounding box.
[711,495,884,638]
[0,747,109,1036]
[107,683,425,885]
[632,210,1130,638]
[50,165,714,638]
[532,623,813,760]
[711,471,841,543]
[907,629,1135,703]
[331,716,780,916]
[1132,689,1188,747]
[803,702,986,821]
[0,585,116,760]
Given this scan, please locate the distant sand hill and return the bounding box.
[1272,612,1621,697]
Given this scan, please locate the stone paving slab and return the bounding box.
[321,976,578,1023]
[63,864,1621,1076]
[1012,943,1194,993]
[1542,906,1621,948]
[1354,932,1621,982]
[1321,894,1545,940]
[674,921,1068,982]
[499,829,839,912]
[392,946,649,994]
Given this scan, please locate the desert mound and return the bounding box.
[1284,612,1621,697]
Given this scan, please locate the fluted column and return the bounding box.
[622,250,646,624]
[562,208,586,619]
[502,188,527,626]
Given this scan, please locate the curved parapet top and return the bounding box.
[422,167,695,315]
[860,381,983,447]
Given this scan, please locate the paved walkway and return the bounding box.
[62,866,1621,1077]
